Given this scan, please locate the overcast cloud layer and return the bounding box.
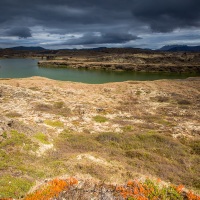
[0,0,200,49]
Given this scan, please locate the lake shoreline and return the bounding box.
[1,48,200,74]
[1,58,199,83]
[38,59,200,73]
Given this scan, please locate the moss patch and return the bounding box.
[44,120,64,127]
[93,115,108,123]
[0,175,33,199]
[34,132,49,144]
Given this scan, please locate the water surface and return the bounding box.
[0,58,198,83]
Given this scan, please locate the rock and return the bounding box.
[96,108,105,113]
[7,120,13,127]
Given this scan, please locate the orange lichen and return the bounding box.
[22,177,200,200]
[187,191,200,200]
[115,179,200,200]
[176,185,184,193]
[24,177,78,200]
[156,178,161,183]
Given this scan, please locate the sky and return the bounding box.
[0,0,200,49]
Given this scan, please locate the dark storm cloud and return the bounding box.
[4,27,32,38]
[0,0,200,48]
[132,0,200,32]
[0,0,132,29]
[0,0,199,32]
[61,32,141,45]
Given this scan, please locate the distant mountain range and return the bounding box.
[1,45,200,52]
[6,46,46,51]
[159,45,200,52]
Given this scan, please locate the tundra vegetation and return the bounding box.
[0,77,199,199]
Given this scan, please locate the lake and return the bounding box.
[0,58,198,84]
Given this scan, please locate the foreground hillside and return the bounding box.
[0,77,200,199]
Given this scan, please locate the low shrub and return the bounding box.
[177,99,191,105]
[96,132,120,143]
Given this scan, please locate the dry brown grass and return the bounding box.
[35,102,71,117]
[53,130,200,190]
